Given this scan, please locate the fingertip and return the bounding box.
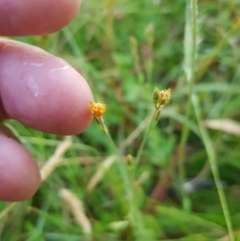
[0,0,82,36]
[0,135,40,201]
[0,40,94,135]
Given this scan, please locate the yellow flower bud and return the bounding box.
[90,102,107,118]
[159,88,171,106]
[152,88,171,110]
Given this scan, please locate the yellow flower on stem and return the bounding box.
[159,88,171,106]
[152,88,171,110]
[90,101,108,134]
[90,102,107,118]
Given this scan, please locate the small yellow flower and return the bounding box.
[90,102,106,118]
[159,88,171,106]
[152,88,171,109]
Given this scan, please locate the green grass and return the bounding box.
[1,0,240,240]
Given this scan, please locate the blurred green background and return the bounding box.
[1,0,240,240]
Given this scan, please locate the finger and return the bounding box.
[0,39,93,135]
[0,125,40,201]
[0,0,81,36]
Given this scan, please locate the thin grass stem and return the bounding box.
[179,0,197,211]
[192,95,235,241]
[183,0,235,240]
[97,119,150,240]
[131,108,160,181]
[104,131,131,192]
[0,202,16,220]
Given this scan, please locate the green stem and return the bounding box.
[101,122,149,240]
[182,0,235,240]
[178,100,192,211]
[104,131,131,194]
[192,95,235,241]
[131,108,160,180]
[0,202,16,220]
[179,0,197,211]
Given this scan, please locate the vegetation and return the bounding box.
[1,0,240,240]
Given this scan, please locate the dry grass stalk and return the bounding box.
[40,136,72,182]
[119,115,151,153]
[204,119,240,136]
[59,188,92,235]
[86,155,117,192]
[119,109,170,154]
[0,202,17,220]
[218,234,231,241]
[136,171,149,186]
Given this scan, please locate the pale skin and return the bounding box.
[0,0,93,201]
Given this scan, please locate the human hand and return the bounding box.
[0,0,93,201]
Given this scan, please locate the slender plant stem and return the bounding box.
[96,117,133,198]
[178,105,191,211]
[131,109,160,181]
[100,122,150,240]
[182,0,235,240]
[0,202,16,220]
[178,0,197,211]
[192,95,235,241]
[104,132,131,193]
